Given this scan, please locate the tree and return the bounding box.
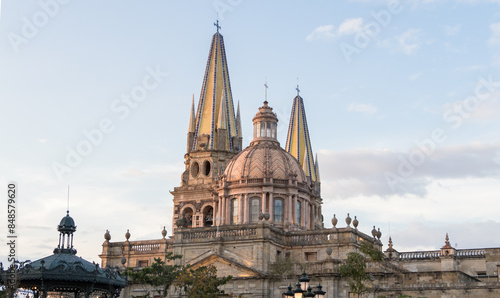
[124,252,183,297]
[268,255,296,281]
[175,264,232,298]
[339,242,384,297]
[339,252,369,297]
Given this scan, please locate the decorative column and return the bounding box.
[243,194,249,224]
[268,192,274,222]
[261,192,266,214]
[225,197,230,225]
[239,194,244,224]
[217,197,222,226]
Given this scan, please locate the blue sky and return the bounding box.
[1,0,500,265]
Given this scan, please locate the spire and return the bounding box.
[192,29,238,151]
[217,93,227,130]
[236,101,242,138]
[314,153,320,182]
[188,94,196,133]
[285,89,319,183]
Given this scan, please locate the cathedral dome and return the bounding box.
[224,142,306,183]
[223,101,306,183]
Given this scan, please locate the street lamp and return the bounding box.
[314,283,326,298]
[304,286,315,297]
[283,284,294,297]
[283,272,327,298]
[299,272,310,291]
[293,282,304,298]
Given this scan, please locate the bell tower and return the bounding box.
[172,24,242,230]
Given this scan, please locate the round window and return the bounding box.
[203,160,211,176]
[191,161,200,177]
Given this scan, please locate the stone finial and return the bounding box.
[388,236,393,250]
[264,212,270,221]
[161,226,167,239]
[353,216,359,229]
[345,213,352,227]
[258,212,264,221]
[125,229,131,241]
[331,214,338,228]
[377,228,382,240]
[445,233,450,246]
[371,226,377,238]
[104,230,111,241]
[120,257,126,266]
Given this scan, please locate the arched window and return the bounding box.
[182,207,194,228]
[250,197,261,223]
[274,199,283,222]
[203,206,213,227]
[296,201,302,226]
[231,198,239,224]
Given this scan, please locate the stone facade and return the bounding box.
[99,29,500,298]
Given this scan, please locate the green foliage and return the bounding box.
[124,252,183,297]
[339,243,383,297]
[339,252,369,296]
[268,256,295,281]
[175,264,232,298]
[360,242,384,262]
[124,253,231,298]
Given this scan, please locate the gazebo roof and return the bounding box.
[14,211,126,297]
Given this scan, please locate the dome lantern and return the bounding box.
[55,210,77,254]
[251,101,279,145]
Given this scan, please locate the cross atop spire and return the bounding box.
[214,18,221,32]
[264,79,268,101]
[296,78,300,96]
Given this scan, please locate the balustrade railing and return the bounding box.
[131,243,160,252]
[398,249,486,260]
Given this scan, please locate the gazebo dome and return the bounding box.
[58,210,76,233]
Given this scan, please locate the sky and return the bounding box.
[1,0,500,265]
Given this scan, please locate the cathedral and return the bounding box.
[99,27,500,298]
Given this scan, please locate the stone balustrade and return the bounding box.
[175,223,377,248]
[131,243,161,252]
[398,249,486,260]
[456,249,486,258]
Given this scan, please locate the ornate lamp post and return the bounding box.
[283,272,327,298]
[299,272,310,291]
[314,283,326,298]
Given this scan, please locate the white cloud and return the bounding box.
[379,28,425,55]
[318,143,500,199]
[306,18,365,42]
[338,18,365,36]
[409,72,422,81]
[38,138,48,143]
[396,28,424,55]
[488,22,500,46]
[444,24,462,36]
[306,25,335,41]
[455,65,487,72]
[347,103,378,115]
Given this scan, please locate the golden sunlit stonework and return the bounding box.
[99,29,500,298]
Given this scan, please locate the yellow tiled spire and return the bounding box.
[236,101,242,138]
[188,94,196,133]
[191,30,238,151]
[285,90,319,183]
